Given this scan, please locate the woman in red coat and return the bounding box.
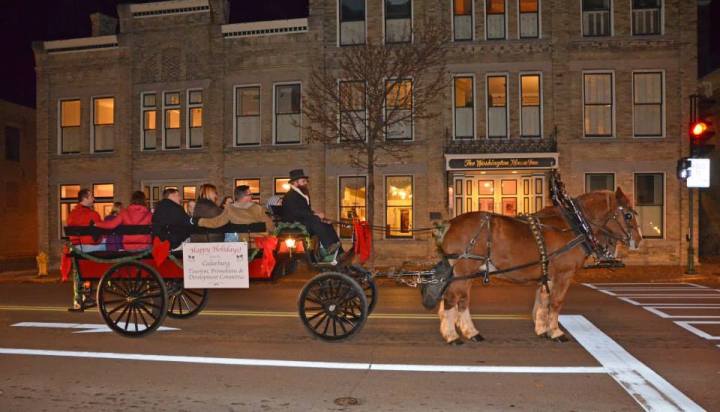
[96,191,152,250]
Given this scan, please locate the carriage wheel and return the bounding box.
[97,261,168,338]
[347,266,378,315]
[166,281,209,319]
[298,272,368,341]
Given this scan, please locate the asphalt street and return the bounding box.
[0,276,718,411]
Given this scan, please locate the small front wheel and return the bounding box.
[298,272,368,341]
[166,281,209,319]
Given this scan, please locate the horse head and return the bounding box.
[578,188,643,252]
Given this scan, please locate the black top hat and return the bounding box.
[289,169,309,182]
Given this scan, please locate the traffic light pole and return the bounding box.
[686,95,698,275]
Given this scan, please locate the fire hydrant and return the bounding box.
[36,252,48,277]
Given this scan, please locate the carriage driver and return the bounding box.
[280,169,342,258]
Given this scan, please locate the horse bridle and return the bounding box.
[588,204,638,246]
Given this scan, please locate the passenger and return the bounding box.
[192,184,224,242]
[280,169,341,256]
[221,196,233,209]
[199,185,274,242]
[152,188,193,250]
[103,202,123,251]
[96,191,152,251]
[67,188,106,253]
[187,200,196,216]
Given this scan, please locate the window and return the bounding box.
[59,184,81,236]
[453,0,473,41]
[142,93,158,150]
[235,178,261,202]
[235,86,261,145]
[635,173,663,238]
[385,0,412,43]
[339,80,366,141]
[386,176,413,238]
[339,176,367,238]
[60,99,81,154]
[93,97,114,152]
[585,173,614,192]
[5,126,20,161]
[519,0,539,38]
[520,74,541,138]
[632,0,661,35]
[274,83,301,144]
[486,0,506,40]
[274,178,291,195]
[340,0,365,45]
[582,0,611,37]
[583,72,613,137]
[183,186,196,211]
[92,184,115,219]
[487,75,508,138]
[453,76,474,139]
[188,90,203,148]
[164,92,181,149]
[385,79,413,140]
[633,72,663,137]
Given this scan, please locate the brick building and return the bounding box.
[0,99,37,269]
[34,0,697,266]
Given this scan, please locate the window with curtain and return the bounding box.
[92,183,115,219]
[635,173,663,238]
[520,74,541,137]
[142,93,157,150]
[60,99,81,154]
[274,83,301,144]
[235,86,261,145]
[340,0,365,45]
[582,0,611,37]
[632,0,661,35]
[487,75,507,138]
[633,72,663,137]
[583,73,613,137]
[188,90,203,148]
[386,176,413,238]
[519,0,539,38]
[585,173,615,192]
[453,76,474,139]
[93,97,114,152]
[164,92,181,149]
[339,176,367,238]
[385,0,412,43]
[339,80,366,141]
[453,0,472,41]
[385,79,413,140]
[486,0,506,40]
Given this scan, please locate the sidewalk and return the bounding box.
[0,270,61,284]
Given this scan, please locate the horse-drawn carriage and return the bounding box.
[62,172,642,343]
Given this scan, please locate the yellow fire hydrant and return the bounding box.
[36,252,48,277]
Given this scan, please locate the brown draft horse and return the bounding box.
[437,188,643,344]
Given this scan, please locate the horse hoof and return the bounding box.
[550,335,570,343]
[448,338,464,346]
[469,334,485,342]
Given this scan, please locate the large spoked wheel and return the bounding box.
[347,266,378,315]
[166,280,209,319]
[97,261,168,338]
[298,272,368,341]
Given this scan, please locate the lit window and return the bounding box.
[385,0,412,43]
[340,0,365,45]
[236,179,261,201]
[92,183,115,220]
[339,176,367,238]
[519,0,539,38]
[385,79,413,140]
[60,99,81,154]
[453,76,474,139]
[386,176,413,238]
[453,0,473,41]
[487,75,507,138]
[274,178,291,195]
[633,72,663,137]
[520,74,541,138]
[585,173,614,192]
[583,72,614,137]
[93,97,114,152]
[59,184,80,237]
[142,92,157,150]
[188,89,203,148]
[339,80,366,141]
[632,0,661,35]
[274,84,301,144]
[635,173,663,238]
[164,92,181,149]
[236,86,261,145]
[486,0,506,40]
[583,0,611,37]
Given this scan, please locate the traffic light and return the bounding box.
[677,157,691,180]
[690,120,715,156]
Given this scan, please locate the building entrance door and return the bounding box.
[142,180,201,213]
[453,174,545,217]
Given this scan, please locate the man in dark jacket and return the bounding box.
[152,188,193,249]
[281,169,341,254]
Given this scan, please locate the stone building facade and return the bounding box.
[0,99,37,268]
[34,0,697,266]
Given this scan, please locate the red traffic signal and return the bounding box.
[690,120,715,143]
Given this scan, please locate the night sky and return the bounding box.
[1,0,718,109]
[0,0,307,108]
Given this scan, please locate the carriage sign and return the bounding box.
[183,242,249,288]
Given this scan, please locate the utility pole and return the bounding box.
[687,95,697,275]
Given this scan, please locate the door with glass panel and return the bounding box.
[454,175,545,217]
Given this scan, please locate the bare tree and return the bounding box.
[304,17,448,254]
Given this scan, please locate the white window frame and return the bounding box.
[186,88,203,149]
[384,174,415,239]
[58,98,81,155]
[140,91,158,151]
[584,172,616,192]
[517,0,541,39]
[630,0,663,36]
[485,0,508,40]
[162,90,182,150]
[272,82,303,145]
[382,0,414,44]
[632,70,665,139]
[384,77,414,141]
[233,84,262,147]
[582,70,615,139]
[518,71,543,138]
[337,175,368,238]
[337,0,368,46]
[450,0,474,42]
[485,73,509,139]
[90,95,115,153]
[581,0,613,37]
[337,79,368,142]
[452,74,476,140]
[633,171,666,240]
